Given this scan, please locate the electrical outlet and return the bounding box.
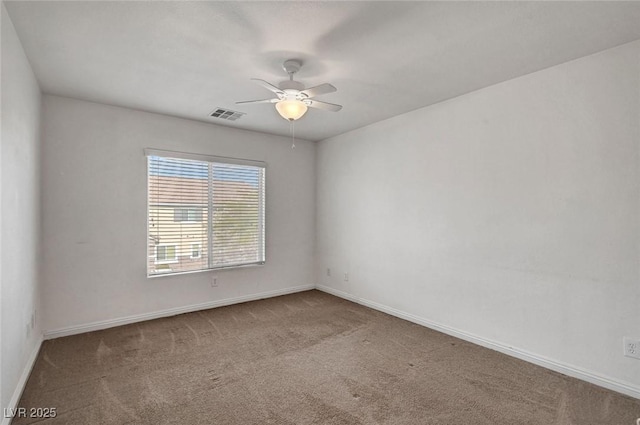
[326,268,331,277]
[211,276,218,287]
[623,337,640,359]
[344,272,349,282]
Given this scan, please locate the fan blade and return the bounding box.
[236,98,279,105]
[251,79,285,97]
[306,99,342,112]
[300,83,337,98]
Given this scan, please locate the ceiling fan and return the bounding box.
[237,59,342,121]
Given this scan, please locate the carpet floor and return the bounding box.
[14,290,640,424]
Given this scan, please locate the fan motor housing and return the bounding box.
[279,80,304,91]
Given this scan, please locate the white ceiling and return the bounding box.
[5,1,640,142]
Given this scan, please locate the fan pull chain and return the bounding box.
[290,119,296,149]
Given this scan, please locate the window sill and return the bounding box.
[147,262,265,279]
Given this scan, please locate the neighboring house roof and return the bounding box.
[148,175,258,206]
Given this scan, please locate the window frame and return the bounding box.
[145,148,266,278]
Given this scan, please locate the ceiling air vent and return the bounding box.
[209,108,245,121]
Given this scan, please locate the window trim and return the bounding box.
[145,148,266,278]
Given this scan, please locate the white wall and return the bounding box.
[1,2,42,413]
[317,41,640,393]
[40,95,315,333]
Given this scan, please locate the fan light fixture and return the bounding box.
[275,99,308,121]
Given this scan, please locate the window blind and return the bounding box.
[146,151,265,277]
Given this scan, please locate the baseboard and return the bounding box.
[2,335,43,425]
[316,284,640,400]
[44,284,315,340]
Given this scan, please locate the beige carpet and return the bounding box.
[14,290,640,424]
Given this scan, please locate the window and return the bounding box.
[174,207,202,222]
[190,243,201,259]
[146,149,265,277]
[155,245,177,263]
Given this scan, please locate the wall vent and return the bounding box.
[209,108,245,121]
